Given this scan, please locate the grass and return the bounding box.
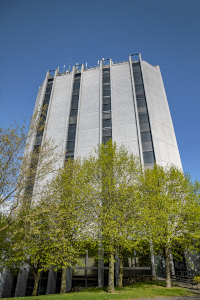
[6,282,196,300]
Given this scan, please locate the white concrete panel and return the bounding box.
[142,61,182,169]
[76,69,100,159]
[111,63,139,156]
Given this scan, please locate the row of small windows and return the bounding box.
[66,74,81,160]
[102,66,112,143]
[132,63,155,166]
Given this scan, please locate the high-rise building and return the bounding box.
[0,54,185,298]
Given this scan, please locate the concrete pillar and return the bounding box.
[14,267,29,297]
[66,267,72,292]
[115,255,120,286]
[0,269,14,298]
[46,269,57,295]
[150,241,156,278]
[98,248,104,288]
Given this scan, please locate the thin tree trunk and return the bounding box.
[60,267,67,294]
[108,252,115,293]
[32,270,41,296]
[118,256,124,287]
[164,246,171,288]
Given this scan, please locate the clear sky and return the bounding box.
[0,0,200,181]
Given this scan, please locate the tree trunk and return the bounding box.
[164,246,171,288]
[32,270,41,296]
[118,257,124,287]
[60,267,67,294]
[108,252,115,293]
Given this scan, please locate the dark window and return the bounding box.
[144,162,155,169]
[139,113,149,123]
[103,103,111,111]
[103,118,111,128]
[141,131,151,142]
[66,154,74,160]
[103,97,111,104]
[71,101,78,109]
[134,78,143,85]
[132,64,141,73]
[137,99,146,107]
[143,151,154,163]
[43,100,49,107]
[48,78,54,82]
[102,129,112,137]
[46,88,51,94]
[140,123,150,132]
[103,77,110,84]
[45,94,50,100]
[135,84,144,92]
[68,132,76,140]
[103,67,110,72]
[75,73,81,78]
[103,89,110,97]
[70,109,78,117]
[142,141,153,151]
[133,72,142,79]
[136,91,145,99]
[73,82,80,89]
[68,124,76,132]
[47,83,53,89]
[67,141,75,150]
[72,95,79,102]
[73,88,79,95]
[103,136,111,143]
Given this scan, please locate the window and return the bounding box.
[66,154,74,160]
[137,98,146,107]
[43,100,49,107]
[67,141,75,150]
[137,106,147,113]
[139,113,149,123]
[75,73,81,78]
[68,132,76,140]
[35,136,42,145]
[73,82,80,89]
[70,109,78,117]
[103,67,110,72]
[103,77,110,84]
[68,124,76,132]
[136,91,145,99]
[141,131,151,142]
[133,72,142,79]
[103,129,112,137]
[103,112,111,119]
[45,94,50,100]
[103,103,111,111]
[140,123,150,132]
[144,162,154,170]
[103,89,110,97]
[71,101,78,109]
[47,83,52,89]
[135,84,144,92]
[142,141,153,151]
[69,116,77,124]
[103,97,111,104]
[103,119,111,128]
[143,151,154,163]
[134,78,143,85]
[72,95,79,102]
[73,88,79,95]
[103,136,111,143]
[48,78,54,82]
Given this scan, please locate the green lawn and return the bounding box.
[6,282,196,300]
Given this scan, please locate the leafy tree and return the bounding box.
[82,140,142,293]
[138,165,200,288]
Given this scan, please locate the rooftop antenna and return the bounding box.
[97,60,99,65]
[102,58,105,61]
[76,62,78,70]
[86,62,87,69]
[68,58,71,72]
[63,65,65,73]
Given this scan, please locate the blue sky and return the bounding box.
[0,0,200,181]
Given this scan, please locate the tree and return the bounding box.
[82,140,142,293]
[138,165,200,288]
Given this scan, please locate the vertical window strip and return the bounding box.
[66,73,81,160]
[102,66,112,143]
[132,63,155,167]
[24,77,54,200]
